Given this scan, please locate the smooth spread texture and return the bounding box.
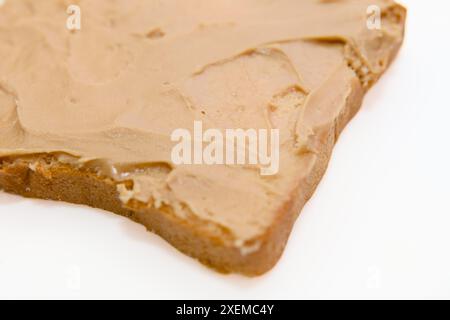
[0,0,405,246]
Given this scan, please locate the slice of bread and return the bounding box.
[0,0,406,275]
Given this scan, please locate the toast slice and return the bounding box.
[0,0,406,275]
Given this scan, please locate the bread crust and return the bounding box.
[0,74,366,276]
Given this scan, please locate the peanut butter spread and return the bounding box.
[0,0,405,244]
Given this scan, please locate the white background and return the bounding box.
[1,0,449,299]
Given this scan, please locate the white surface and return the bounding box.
[1,0,449,299]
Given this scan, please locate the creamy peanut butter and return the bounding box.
[0,0,405,243]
